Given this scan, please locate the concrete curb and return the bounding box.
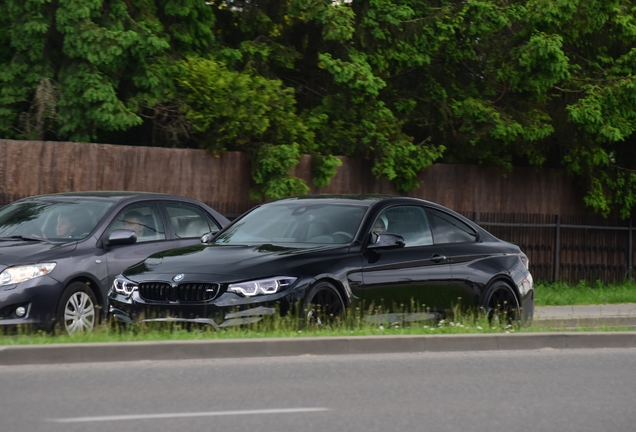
[1,332,635,366]
[534,317,636,329]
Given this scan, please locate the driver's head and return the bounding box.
[123,211,145,237]
[56,213,75,237]
[373,217,387,233]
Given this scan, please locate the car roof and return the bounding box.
[21,191,181,203]
[266,194,477,229]
[270,194,440,207]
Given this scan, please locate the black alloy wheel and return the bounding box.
[303,281,345,326]
[56,282,98,335]
[483,281,520,325]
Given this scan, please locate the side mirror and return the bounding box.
[200,231,217,244]
[367,232,406,250]
[107,229,137,246]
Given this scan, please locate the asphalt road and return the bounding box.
[1,348,635,432]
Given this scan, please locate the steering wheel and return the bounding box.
[332,231,354,241]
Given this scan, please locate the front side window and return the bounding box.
[0,199,112,241]
[426,208,476,244]
[165,203,218,238]
[374,206,433,247]
[107,203,166,243]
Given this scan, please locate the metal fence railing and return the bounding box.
[461,212,634,284]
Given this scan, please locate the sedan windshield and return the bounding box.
[215,202,368,245]
[0,199,113,241]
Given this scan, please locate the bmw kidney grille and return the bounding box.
[138,282,220,302]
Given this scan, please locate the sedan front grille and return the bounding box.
[138,282,220,302]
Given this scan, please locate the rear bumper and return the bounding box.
[517,271,535,323]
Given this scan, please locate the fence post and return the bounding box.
[629,218,633,281]
[553,214,560,283]
[473,211,478,223]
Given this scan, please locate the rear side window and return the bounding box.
[426,208,476,244]
[165,203,218,238]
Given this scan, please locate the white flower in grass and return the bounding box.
[477,326,483,330]
[379,325,385,330]
[449,322,455,326]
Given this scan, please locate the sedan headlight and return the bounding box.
[112,277,138,296]
[0,263,56,286]
[228,277,297,297]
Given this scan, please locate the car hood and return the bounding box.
[0,239,78,267]
[123,242,349,283]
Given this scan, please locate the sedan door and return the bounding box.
[361,205,456,316]
[102,202,176,289]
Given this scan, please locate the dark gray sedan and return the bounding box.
[0,192,229,334]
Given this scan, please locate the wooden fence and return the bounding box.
[0,138,632,283]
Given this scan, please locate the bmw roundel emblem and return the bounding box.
[173,274,185,282]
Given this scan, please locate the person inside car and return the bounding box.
[56,209,92,238]
[123,211,148,239]
[373,216,387,233]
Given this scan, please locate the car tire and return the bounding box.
[303,281,345,326]
[56,282,98,335]
[482,281,520,325]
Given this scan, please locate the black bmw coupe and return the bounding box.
[109,196,534,328]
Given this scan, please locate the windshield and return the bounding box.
[214,202,368,245]
[0,199,113,241]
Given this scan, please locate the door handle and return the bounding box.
[430,254,446,263]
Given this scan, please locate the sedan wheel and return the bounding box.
[304,282,345,326]
[484,282,520,325]
[57,282,97,335]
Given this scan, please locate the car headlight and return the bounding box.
[0,263,57,286]
[112,277,138,296]
[228,277,297,297]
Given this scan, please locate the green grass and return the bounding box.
[1,304,634,346]
[2,282,636,345]
[535,281,636,306]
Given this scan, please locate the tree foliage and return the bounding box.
[0,0,216,142]
[2,0,636,213]
[176,56,311,198]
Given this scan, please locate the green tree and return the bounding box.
[176,56,311,199]
[3,0,636,214]
[0,0,215,142]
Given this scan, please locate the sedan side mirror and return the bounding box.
[107,229,138,246]
[200,231,218,244]
[367,232,406,250]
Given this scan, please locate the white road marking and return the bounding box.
[48,407,330,423]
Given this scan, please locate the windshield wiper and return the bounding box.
[0,235,50,243]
